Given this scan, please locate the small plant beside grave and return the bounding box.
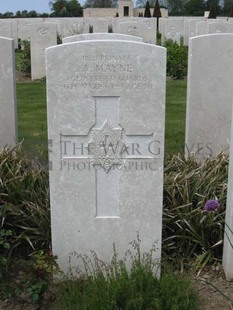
[165,39,188,79]
[15,40,31,76]
[0,146,50,262]
[52,238,199,310]
[163,153,228,269]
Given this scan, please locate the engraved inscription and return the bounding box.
[37,27,49,38]
[60,53,153,90]
[127,26,139,36]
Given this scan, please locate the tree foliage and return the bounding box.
[153,0,162,17]
[83,0,117,8]
[206,0,221,16]
[166,0,186,15]
[229,1,233,16]
[223,0,231,15]
[49,0,83,16]
[136,0,154,8]
[184,0,205,16]
[167,0,221,16]
[144,0,152,17]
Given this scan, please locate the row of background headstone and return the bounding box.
[1,18,158,80]
[0,17,158,44]
[2,16,233,48]
[2,17,233,80]
[159,16,233,45]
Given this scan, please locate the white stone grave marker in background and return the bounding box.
[208,21,233,34]
[30,23,57,80]
[0,37,17,149]
[223,114,233,280]
[117,20,156,44]
[185,34,233,160]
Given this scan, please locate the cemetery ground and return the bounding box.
[0,79,233,309]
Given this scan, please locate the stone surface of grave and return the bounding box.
[0,37,17,149]
[0,20,12,39]
[208,21,233,33]
[185,34,233,160]
[17,18,43,40]
[196,21,208,35]
[223,115,233,280]
[159,18,166,36]
[46,40,166,274]
[183,18,204,45]
[30,23,57,80]
[62,33,142,43]
[141,18,157,44]
[112,17,140,33]
[196,19,222,36]
[163,18,184,45]
[59,18,84,38]
[117,20,156,44]
[82,17,110,33]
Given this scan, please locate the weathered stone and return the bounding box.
[0,37,17,149]
[46,39,166,274]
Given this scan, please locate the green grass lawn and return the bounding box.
[16,80,187,157]
[165,80,187,156]
[17,82,47,156]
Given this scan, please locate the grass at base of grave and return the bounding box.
[16,79,187,158]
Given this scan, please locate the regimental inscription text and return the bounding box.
[61,53,153,90]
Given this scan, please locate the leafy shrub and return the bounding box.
[15,40,31,75]
[0,146,50,260]
[165,39,188,79]
[0,144,229,278]
[163,153,228,269]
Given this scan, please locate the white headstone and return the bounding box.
[184,18,204,46]
[159,17,166,35]
[0,37,17,148]
[189,19,204,38]
[17,18,43,41]
[185,34,233,160]
[223,113,233,280]
[208,21,233,34]
[30,23,57,80]
[117,20,156,44]
[82,17,110,33]
[46,40,166,274]
[0,20,12,39]
[62,33,143,43]
[141,18,157,44]
[163,18,184,45]
[59,18,84,38]
[196,21,208,36]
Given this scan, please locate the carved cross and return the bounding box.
[60,96,154,218]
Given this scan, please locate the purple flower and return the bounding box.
[204,199,219,212]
